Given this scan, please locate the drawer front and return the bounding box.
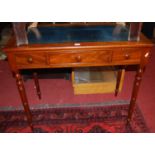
[48,50,112,66]
[15,53,46,67]
[112,48,142,64]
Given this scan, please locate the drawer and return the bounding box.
[112,48,142,64]
[48,50,112,66]
[15,53,46,67]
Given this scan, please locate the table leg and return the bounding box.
[33,72,41,99]
[15,73,34,131]
[127,51,150,124]
[127,67,143,124]
[115,69,123,96]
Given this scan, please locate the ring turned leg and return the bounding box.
[33,72,41,99]
[127,67,143,124]
[115,69,123,96]
[127,51,150,124]
[15,73,34,131]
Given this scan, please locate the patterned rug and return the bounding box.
[0,104,149,133]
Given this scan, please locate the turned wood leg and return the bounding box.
[127,67,143,124]
[33,72,41,99]
[15,73,34,131]
[115,69,123,96]
[127,51,150,124]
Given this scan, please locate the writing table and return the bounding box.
[4,24,153,131]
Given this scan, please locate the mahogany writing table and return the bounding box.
[4,24,154,131]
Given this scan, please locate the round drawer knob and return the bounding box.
[75,55,82,62]
[27,57,33,63]
[124,53,130,60]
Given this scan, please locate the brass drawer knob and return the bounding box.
[75,55,82,62]
[124,53,130,60]
[27,57,33,63]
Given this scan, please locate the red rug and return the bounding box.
[0,104,148,133]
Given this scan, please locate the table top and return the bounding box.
[4,24,153,52]
[27,25,129,44]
